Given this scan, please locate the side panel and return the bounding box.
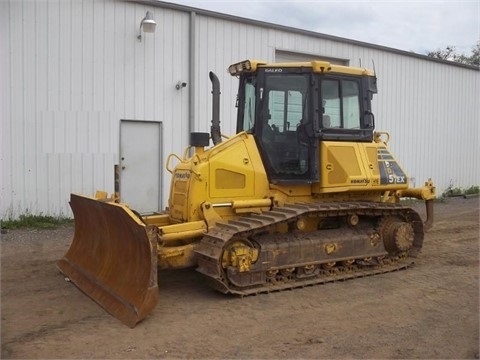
[317,142,369,190]
[313,141,409,193]
[120,120,162,213]
[209,140,256,198]
[374,146,409,186]
[169,133,270,222]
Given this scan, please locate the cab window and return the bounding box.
[321,79,361,129]
[240,78,256,132]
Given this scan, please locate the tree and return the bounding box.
[426,40,480,67]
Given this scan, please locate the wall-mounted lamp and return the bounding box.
[137,11,157,42]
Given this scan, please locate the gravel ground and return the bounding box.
[1,196,479,359]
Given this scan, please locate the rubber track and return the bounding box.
[195,201,424,295]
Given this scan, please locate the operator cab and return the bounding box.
[232,60,377,185]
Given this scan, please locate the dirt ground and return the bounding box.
[1,197,479,359]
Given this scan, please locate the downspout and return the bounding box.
[188,11,196,134]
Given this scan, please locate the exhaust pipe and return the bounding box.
[209,71,222,145]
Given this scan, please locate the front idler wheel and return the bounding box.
[379,217,415,254]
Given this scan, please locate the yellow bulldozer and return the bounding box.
[58,60,436,328]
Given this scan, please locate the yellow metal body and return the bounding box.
[146,129,435,271]
[167,132,271,224]
[59,58,436,327]
[314,140,408,195]
[79,59,435,273]
[164,130,432,221]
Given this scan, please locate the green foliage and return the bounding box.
[465,185,480,195]
[1,214,72,230]
[441,183,479,198]
[426,40,480,67]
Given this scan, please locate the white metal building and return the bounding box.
[1,0,479,220]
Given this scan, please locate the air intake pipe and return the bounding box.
[209,71,222,145]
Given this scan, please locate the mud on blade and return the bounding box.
[57,194,159,328]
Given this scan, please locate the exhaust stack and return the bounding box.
[209,71,222,145]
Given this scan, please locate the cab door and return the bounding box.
[254,69,319,184]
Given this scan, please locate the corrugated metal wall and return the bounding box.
[1,0,191,219]
[1,0,479,220]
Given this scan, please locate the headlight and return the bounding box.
[228,60,252,75]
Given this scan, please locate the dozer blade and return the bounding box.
[57,194,159,328]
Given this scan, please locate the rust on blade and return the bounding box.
[57,194,159,328]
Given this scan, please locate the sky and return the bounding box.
[169,0,479,56]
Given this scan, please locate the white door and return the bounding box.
[119,120,162,214]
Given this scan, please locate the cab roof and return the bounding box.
[228,59,375,76]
